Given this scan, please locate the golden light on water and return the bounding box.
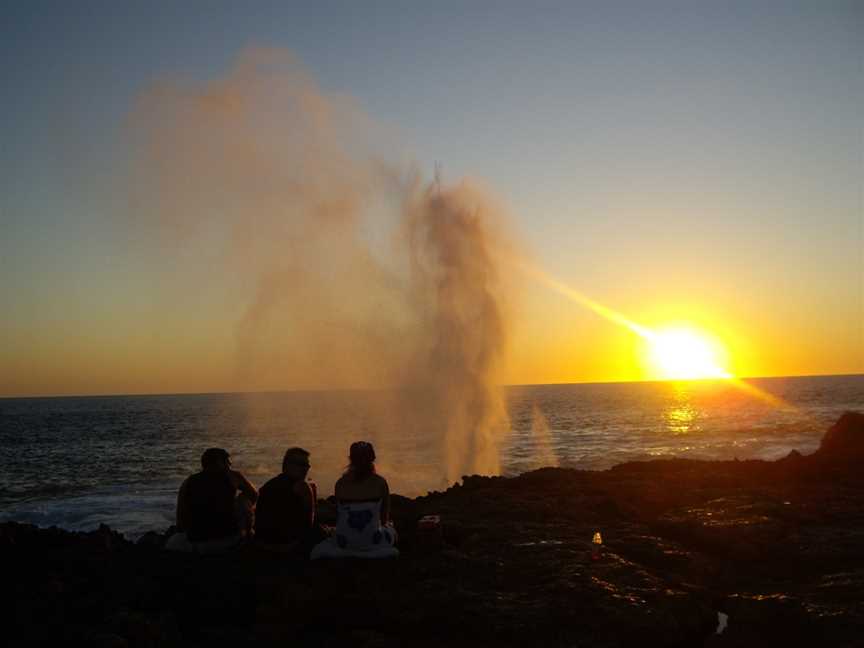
[646,327,731,381]
[666,382,698,434]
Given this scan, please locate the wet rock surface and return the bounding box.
[4,412,864,647]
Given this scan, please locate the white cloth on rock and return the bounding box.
[311,500,398,559]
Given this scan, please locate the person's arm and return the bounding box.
[380,478,391,526]
[176,478,190,531]
[334,476,344,504]
[293,479,315,530]
[230,470,258,504]
[309,480,319,524]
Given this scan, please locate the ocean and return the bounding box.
[1,374,861,538]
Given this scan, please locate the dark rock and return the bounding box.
[818,411,864,457]
[136,531,166,548]
[655,495,790,558]
[82,523,130,551]
[86,632,130,648]
[0,524,15,547]
[4,412,864,646]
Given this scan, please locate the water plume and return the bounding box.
[400,183,511,482]
[126,48,513,489]
[530,403,559,468]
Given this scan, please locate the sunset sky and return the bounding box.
[2,1,862,397]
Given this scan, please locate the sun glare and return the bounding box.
[647,327,731,380]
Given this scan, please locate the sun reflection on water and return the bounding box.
[665,382,700,434]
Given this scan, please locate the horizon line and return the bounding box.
[2,371,862,400]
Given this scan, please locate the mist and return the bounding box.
[127,49,515,485]
[529,403,559,468]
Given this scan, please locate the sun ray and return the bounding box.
[514,260,653,339]
[511,258,796,411]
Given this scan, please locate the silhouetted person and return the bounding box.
[255,447,326,552]
[167,447,258,554]
[311,441,398,558]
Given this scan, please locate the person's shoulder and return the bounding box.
[259,474,280,492]
[183,471,202,486]
[334,473,351,495]
[228,468,248,481]
[265,472,298,489]
[292,479,312,495]
[368,473,389,494]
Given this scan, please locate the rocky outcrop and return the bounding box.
[4,413,864,647]
[818,411,864,458]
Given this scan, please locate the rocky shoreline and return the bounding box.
[5,412,864,647]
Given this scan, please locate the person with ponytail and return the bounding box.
[310,441,397,559]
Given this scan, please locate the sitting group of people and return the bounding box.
[166,441,397,558]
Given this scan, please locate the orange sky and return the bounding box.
[2,250,861,397]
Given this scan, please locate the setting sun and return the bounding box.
[647,327,731,380]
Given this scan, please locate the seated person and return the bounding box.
[255,447,326,551]
[166,447,258,554]
[311,441,397,559]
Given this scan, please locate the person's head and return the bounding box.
[347,441,376,481]
[282,447,311,479]
[201,447,231,472]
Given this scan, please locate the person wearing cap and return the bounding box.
[167,448,258,554]
[255,447,327,552]
[311,441,398,559]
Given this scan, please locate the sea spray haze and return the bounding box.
[402,184,511,481]
[528,402,559,468]
[126,49,515,486]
